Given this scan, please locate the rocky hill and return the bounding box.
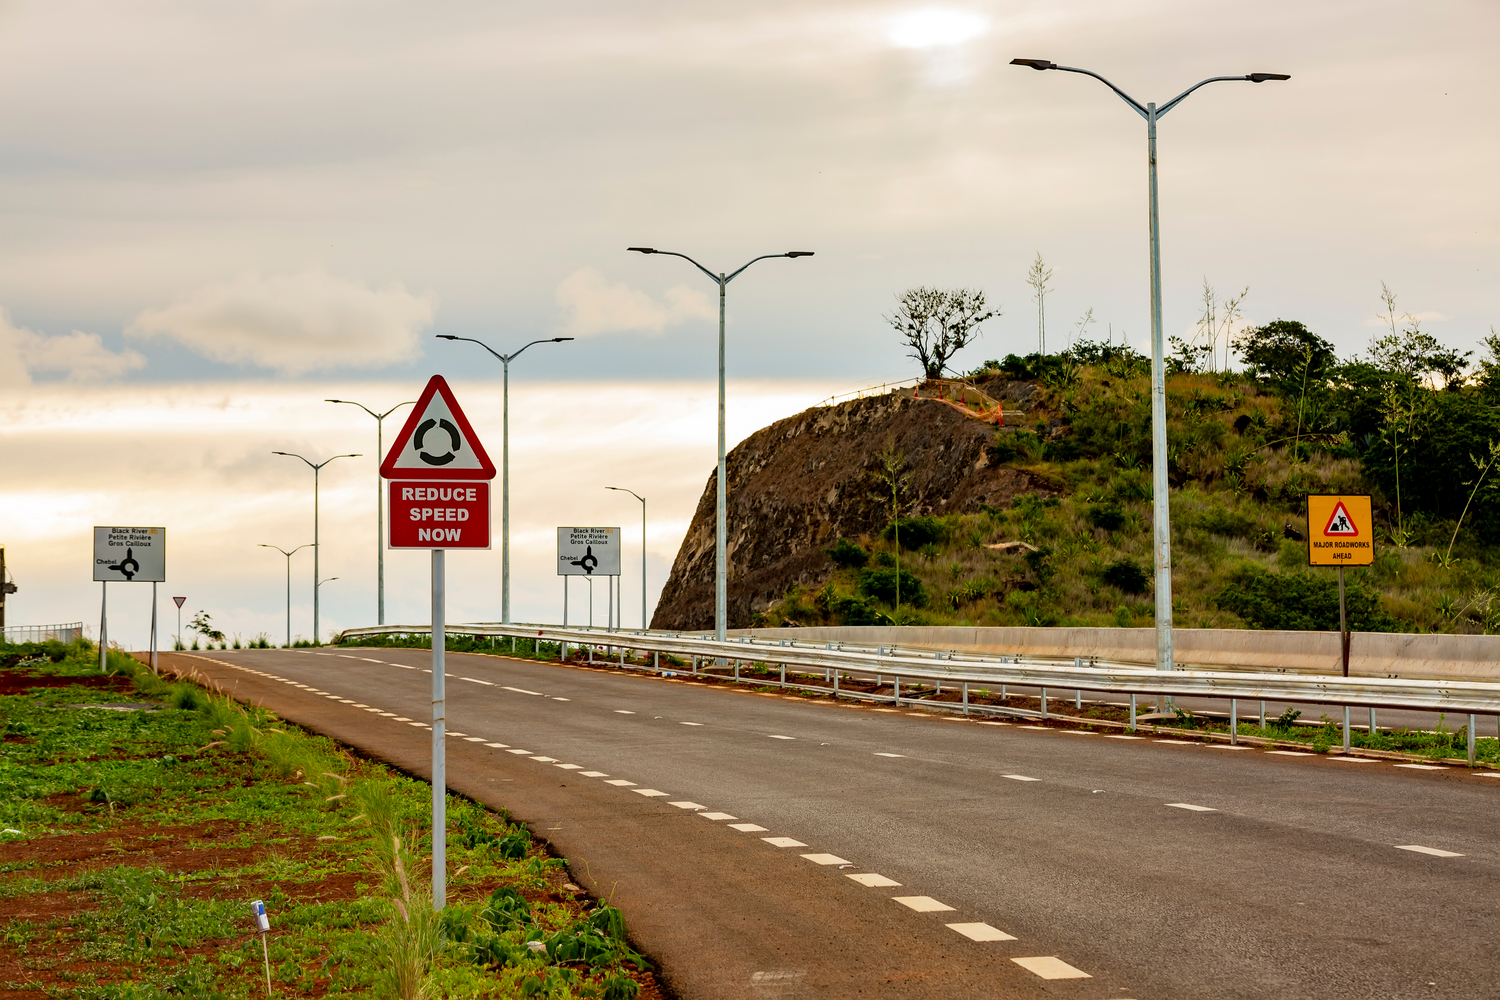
[651,385,1052,630]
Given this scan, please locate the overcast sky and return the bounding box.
[2,1,1496,644]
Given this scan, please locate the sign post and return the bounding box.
[92,527,166,672]
[557,528,621,629]
[1306,495,1374,677]
[380,375,495,911]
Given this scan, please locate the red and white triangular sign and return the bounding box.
[380,375,496,480]
[1322,501,1359,536]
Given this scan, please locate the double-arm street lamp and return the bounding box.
[435,335,574,625]
[626,247,813,641]
[258,542,313,646]
[326,399,416,625]
[606,486,647,629]
[273,451,360,644]
[1009,59,1288,673]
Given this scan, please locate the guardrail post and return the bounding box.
[692,655,698,675]
[1075,689,1082,709]
[833,669,840,695]
[962,682,969,715]
[1342,706,1350,751]
[894,676,901,707]
[1041,687,1048,720]
[1129,694,1137,731]
[780,663,785,688]
[1369,707,1377,737]
[1260,701,1266,730]
[734,659,740,682]
[1230,699,1238,745]
[1468,714,1477,765]
[654,651,659,671]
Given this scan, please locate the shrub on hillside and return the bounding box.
[1101,558,1150,594]
[988,431,1040,465]
[825,538,870,569]
[1212,565,1398,631]
[1086,504,1126,531]
[831,596,889,626]
[858,567,927,607]
[881,516,948,550]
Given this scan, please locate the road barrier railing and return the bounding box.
[337,622,1500,717]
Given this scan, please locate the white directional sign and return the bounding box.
[93,526,166,583]
[557,527,621,576]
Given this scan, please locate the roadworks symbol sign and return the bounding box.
[380,375,496,481]
[1323,502,1359,536]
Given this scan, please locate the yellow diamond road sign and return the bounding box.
[1306,494,1374,566]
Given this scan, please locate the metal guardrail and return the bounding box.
[3,621,84,644]
[336,623,1500,716]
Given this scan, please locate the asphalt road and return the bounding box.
[173,648,1499,1000]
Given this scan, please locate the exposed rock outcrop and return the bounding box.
[651,389,1054,630]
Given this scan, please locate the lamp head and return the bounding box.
[626,247,657,254]
[1010,58,1056,70]
[436,334,458,340]
[553,337,575,342]
[785,251,815,258]
[1247,72,1291,83]
[325,398,344,403]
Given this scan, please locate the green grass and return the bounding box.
[0,640,652,999]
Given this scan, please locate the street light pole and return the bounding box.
[626,247,813,641]
[606,486,647,629]
[1009,59,1288,673]
[435,335,574,625]
[258,543,313,646]
[326,399,416,625]
[273,451,360,644]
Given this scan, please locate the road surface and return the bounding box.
[171,647,1499,1000]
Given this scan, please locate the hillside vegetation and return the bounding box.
[755,322,1500,635]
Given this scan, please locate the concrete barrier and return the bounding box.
[731,626,1500,683]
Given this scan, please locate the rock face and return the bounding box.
[651,388,1053,630]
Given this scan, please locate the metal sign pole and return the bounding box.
[150,582,158,674]
[1338,566,1349,677]
[563,576,568,626]
[432,547,446,910]
[99,582,107,672]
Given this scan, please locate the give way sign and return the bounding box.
[381,375,495,549]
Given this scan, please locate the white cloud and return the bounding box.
[555,268,715,338]
[883,7,989,50]
[0,307,145,390]
[127,270,433,375]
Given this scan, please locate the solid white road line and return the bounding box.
[801,854,853,866]
[762,837,807,848]
[1166,803,1216,812]
[1011,956,1090,980]
[1395,845,1464,857]
[846,873,901,887]
[892,896,955,913]
[947,922,1016,942]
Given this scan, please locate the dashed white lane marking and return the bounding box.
[1154,740,1193,745]
[669,801,706,809]
[605,779,637,787]
[506,749,532,755]
[379,712,397,717]
[874,752,906,758]
[1477,773,1500,778]
[947,922,1016,942]
[393,716,411,721]
[1167,803,1216,812]
[729,823,768,832]
[634,789,670,797]
[463,737,486,742]
[873,709,898,713]
[1103,735,1143,740]
[1018,726,1049,731]
[503,686,542,696]
[614,710,635,714]
[975,721,1008,726]
[360,658,383,663]
[763,837,807,848]
[410,723,429,728]
[846,873,901,887]
[1267,750,1314,757]
[1003,774,1040,782]
[680,722,704,726]
[551,697,571,701]
[1395,763,1448,771]
[700,812,737,821]
[893,896,955,912]
[1332,757,1375,762]
[337,699,355,704]
[352,703,369,708]
[485,743,509,749]
[1395,844,1464,857]
[1011,956,1091,980]
[555,763,582,770]
[460,677,494,686]
[580,771,609,778]
[1061,731,1095,736]
[449,732,468,737]
[530,756,558,762]
[801,853,852,866]
[768,735,796,740]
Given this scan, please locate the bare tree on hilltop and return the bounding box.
[886,287,997,379]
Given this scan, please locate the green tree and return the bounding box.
[886,288,997,379]
[1232,319,1336,390]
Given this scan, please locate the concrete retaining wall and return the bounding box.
[730,626,1500,683]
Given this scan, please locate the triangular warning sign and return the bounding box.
[380,375,497,480]
[1322,501,1359,536]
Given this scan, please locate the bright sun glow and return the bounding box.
[884,7,990,50]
